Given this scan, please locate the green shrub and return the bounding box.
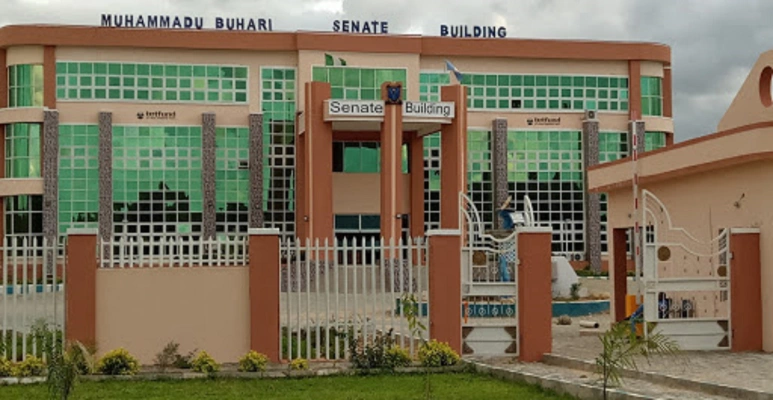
[238,350,269,372]
[418,340,460,368]
[385,346,412,369]
[191,351,220,374]
[12,355,46,377]
[97,348,140,376]
[0,357,11,377]
[289,358,308,371]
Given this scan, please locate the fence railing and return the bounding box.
[0,237,64,362]
[279,236,429,361]
[99,235,248,268]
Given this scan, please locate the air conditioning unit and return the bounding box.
[583,109,597,121]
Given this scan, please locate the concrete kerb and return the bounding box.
[542,353,773,400]
[467,361,653,400]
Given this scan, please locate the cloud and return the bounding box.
[2,0,771,141]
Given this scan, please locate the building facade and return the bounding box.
[0,25,672,268]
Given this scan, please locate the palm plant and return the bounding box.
[595,321,680,399]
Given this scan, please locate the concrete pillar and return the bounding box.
[302,82,334,243]
[409,133,425,239]
[249,113,264,228]
[491,118,508,228]
[43,46,56,110]
[380,82,404,244]
[663,66,673,118]
[427,229,462,354]
[582,115,601,273]
[98,112,113,241]
[43,110,59,243]
[249,228,281,361]
[628,61,642,120]
[612,228,629,322]
[65,229,98,346]
[440,85,468,230]
[729,229,762,352]
[201,113,216,239]
[517,228,553,362]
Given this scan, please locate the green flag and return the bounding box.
[324,53,347,66]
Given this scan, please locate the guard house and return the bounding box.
[297,81,467,244]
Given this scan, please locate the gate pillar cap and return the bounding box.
[426,229,461,237]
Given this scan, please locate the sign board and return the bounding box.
[327,100,385,117]
[403,101,455,119]
[526,116,561,126]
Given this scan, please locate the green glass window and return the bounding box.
[262,67,296,238]
[332,142,409,173]
[468,130,494,230]
[8,65,44,107]
[56,61,248,104]
[423,133,441,231]
[419,72,451,102]
[112,125,203,236]
[59,125,99,234]
[5,195,43,241]
[216,127,249,235]
[645,131,667,151]
[506,130,584,254]
[463,73,629,112]
[598,131,629,253]
[6,123,41,178]
[335,214,380,233]
[640,77,663,117]
[312,66,407,100]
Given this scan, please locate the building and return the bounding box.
[588,50,773,351]
[0,24,672,269]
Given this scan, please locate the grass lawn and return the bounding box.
[0,373,576,399]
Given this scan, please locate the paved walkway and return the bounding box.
[552,311,773,395]
[469,355,736,399]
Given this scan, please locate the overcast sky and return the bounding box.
[1,0,771,142]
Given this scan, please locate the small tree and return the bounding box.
[595,321,680,399]
[401,293,432,400]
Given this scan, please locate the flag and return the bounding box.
[325,53,347,66]
[445,59,464,83]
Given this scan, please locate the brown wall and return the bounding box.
[605,160,773,350]
[730,231,763,352]
[332,173,411,215]
[96,267,250,365]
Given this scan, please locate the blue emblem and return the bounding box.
[386,83,402,104]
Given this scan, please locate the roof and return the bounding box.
[0,24,671,62]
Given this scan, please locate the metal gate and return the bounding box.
[640,190,731,350]
[459,193,520,356]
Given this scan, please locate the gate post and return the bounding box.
[249,228,281,362]
[65,228,98,347]
[729,228,762,352]
[517,227,553,362]
[427,229,462,354]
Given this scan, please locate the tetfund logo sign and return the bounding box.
[526,117,561,126]
[137,111,176,120]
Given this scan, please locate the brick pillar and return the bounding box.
[729,229,762,352]
[517,228,553,362]
[612,228,629,322]
[582,115,601,273]
[201,113,216,239]
[98,112,113,241]
[427,229,462,354]
[43,46,56,110]
[491,118,508,228]
[249,228,281,361]
[409,134,425,239]
[249,113,264,228]
[43,110,59,243]
[65,229,98,346]
[380,82,404,245]
[440,85,468,230]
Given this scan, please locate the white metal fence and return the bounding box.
[279,237,429,361]
[0,237,64,362]
[99,235,248,268]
